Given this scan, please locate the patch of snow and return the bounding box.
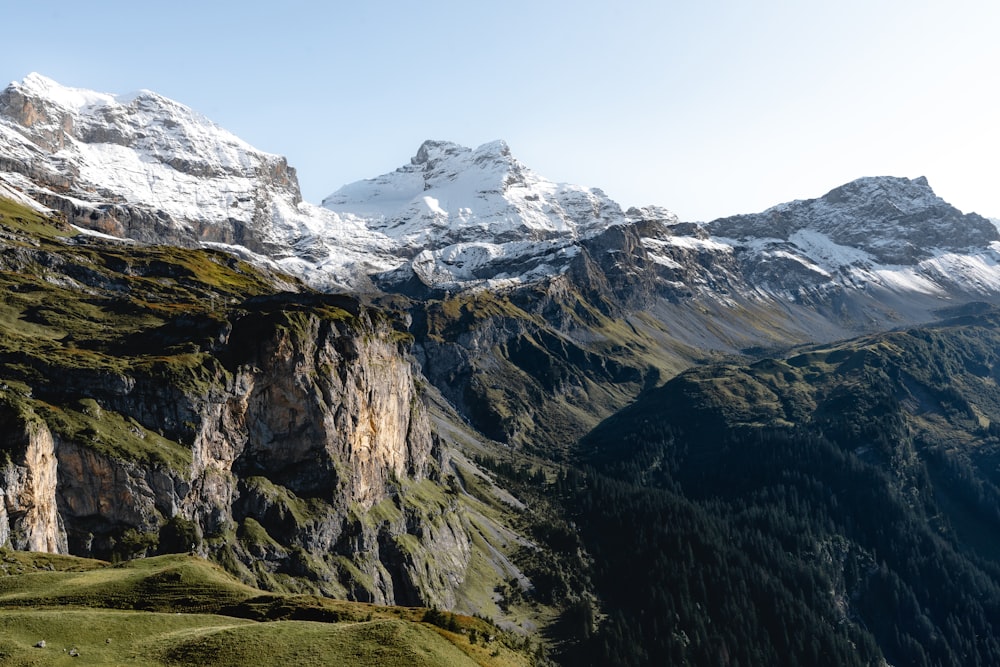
[71,225,135,242]
[766,249,831,277]
[645,252,684,269]
[919,249,1000,294]
[0,180,51,214]
[788,229,874,270]
[868,265,946,296]
[646,235,733,253]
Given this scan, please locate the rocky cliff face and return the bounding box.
[0,203,483,607]
[52,305,450,601]
[0,302,454,601]
[0,407,66,553]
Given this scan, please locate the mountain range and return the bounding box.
[6,74,1000,306]
[3,73,1000,665]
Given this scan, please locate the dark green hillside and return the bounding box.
[566,307,1000,665]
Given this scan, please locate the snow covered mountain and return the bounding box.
[0,75,632,292]
[2,73,1000,319]
[0,73,301,243]
[706,176,1000,301]
[323,139,631,289]
[0,73,397,290]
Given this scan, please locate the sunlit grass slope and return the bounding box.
[0,550,530,666]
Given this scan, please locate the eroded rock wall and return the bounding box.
[0,304,469,607]
[0,417,66,553]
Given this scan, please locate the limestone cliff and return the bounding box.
[0,196,536,626]
[0,274,471,606]
[38,301,461,603]
[0,402,66,553]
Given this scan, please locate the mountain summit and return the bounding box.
[710,175,998,264]
[0,73,399,290]
[0,73,301,243]
[324,138,622,245]
[322,139,630,289]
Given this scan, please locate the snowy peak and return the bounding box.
[323,139,525,219]
[321,139,633,289]
[818,175,942,215]
[0,73,316,257]
[12,72,118,113]
[409,139,524,193]
[709,175,997,264]
[323,138,626,244]
[662,175,1000,308]
[2,73,287,186]
[411,138,511,166]
[320,138,614,287]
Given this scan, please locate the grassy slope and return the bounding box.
[0,610,479,667]
[0,550,531,667]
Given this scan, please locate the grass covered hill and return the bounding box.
[0,549,531,666]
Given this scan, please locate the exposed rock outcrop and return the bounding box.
[0,406,66,553]
[0,294,470,606]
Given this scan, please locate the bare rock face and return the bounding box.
[0,404,67,553]
[231,312,430,507]
[0,297,470,606]
[56,438,186,555]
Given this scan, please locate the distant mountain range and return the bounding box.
[4,73,999,313]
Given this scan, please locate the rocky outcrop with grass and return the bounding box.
[0,198,477,607]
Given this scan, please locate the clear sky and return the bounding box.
[4,1,999,221]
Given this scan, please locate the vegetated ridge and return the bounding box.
[569,304,1000,665]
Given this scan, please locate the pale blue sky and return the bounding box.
[4,1,999,220]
